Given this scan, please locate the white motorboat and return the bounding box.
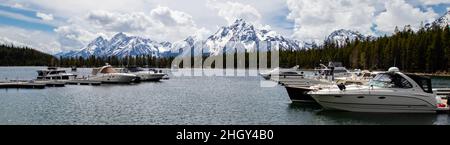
[88,64,138,83]
[285,79,367,104]
[123,67,167,81]
[309,67,448,113]
[259,65,302,80]
[313,62,350,80]
[281,63,369,104]
[36,67,77,80]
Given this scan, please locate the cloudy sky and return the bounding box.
[0,0,449,53]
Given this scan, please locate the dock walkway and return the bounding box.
[0,82,45,89]
[1,79,102,89]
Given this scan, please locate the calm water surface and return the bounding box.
[0,67,449,125]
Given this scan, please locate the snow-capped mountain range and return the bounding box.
[57,19,319,58]
[56,32,169,58]
[57,10,449,58]
[203,19,317,55]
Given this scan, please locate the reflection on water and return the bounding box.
[287,103,449,125]
[316,111,438,125]
[431,76,450,88]
[0,67,450,125]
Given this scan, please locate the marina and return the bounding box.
[0,65,167,89]
[264,63,450,114]
[1,67,450,125]
[0,1,449,143]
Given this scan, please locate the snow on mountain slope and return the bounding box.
[325,29,366,47]
[58,19,318,58]
[433,10,450,28]
[58,32,170,58]
[0,37,29,48]
[204,19,311,55]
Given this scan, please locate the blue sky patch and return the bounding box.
[0,5,55,32]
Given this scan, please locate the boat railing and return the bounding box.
[435,88,450,99]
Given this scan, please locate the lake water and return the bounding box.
[0,67,449,125]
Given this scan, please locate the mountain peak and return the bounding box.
[325,29,365,47]
[58,19,313,58]
[230,19,252,28]
[93,36,106,42]
[332,29,361,34]
[425,10,450,29]
[113,32,127,38]
[233,18,245,24]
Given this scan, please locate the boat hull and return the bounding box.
[89,74,137,84]
[311,92,437,113]
[133,72,166,81]
[285,86,317,104]
[259,73,271,80]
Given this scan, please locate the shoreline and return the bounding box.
[1,66,450,77]
[410,73,450,77]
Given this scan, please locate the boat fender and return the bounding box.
[337,83,346,91]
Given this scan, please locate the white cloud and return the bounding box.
[0,25,61,53]
[207,0,262,24]
[54,24,98,49]
[0,36,28,47]
[23,0,152,18]
[12,3,24,8]
[418,0,450,5]
[286,0,379,42]
[374,0,438,33]
[36,12,53,21]
[86,10,155,32]
[286,0,443,42]
[150,6,195,27]
[0,9,53,26]
[54,6,210,50]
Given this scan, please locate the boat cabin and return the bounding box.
[406,74,433,93]
[36,69,76,80]
[369,71,433,94]
[126,67,145,73]
[92,66,118,75]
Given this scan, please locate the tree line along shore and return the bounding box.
[1,24,449,75]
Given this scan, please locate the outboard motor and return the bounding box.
[337,83,346,91]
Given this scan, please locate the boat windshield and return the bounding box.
[128,67,145,72]
[100,67,118,73]
[369,73,413,89]
[49,70,66,74]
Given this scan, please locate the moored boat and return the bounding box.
[309,67,449,113]
[36,67,77,80]
[123,67,167,81]
[88,64,138,84]
[259,65,302,80]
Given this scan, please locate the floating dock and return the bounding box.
[34,81,66,87]
[33,79,101,86]
[64,80,101,86]
[0,79,102,89]
[0,82,45,89]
